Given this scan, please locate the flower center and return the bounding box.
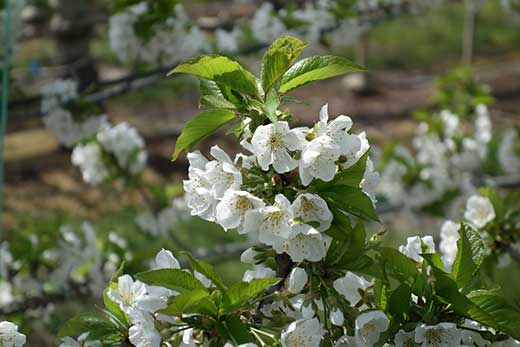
[425,330,442,344]
[235,197,253,211]
[268,132,284,149]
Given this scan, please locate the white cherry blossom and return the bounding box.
[129,310,161,347]
[464,195,496,229]
[206,145,242,199]
[71,143,109,185]
[333,272,373,307]
[330,308,345,327]
[399,236,436,263]
[281,318,324,347]
[243,266,276,283]
[107,275,147,314]
[154,249,180,269]
[183,151,218,221]
[273,224,328,262]
[414,323,462,347]
[0,321,26,347]
[240,247,261,264]
[250,194,294,245]
[250,121,304,173]
[291,193,333,232]
[299,134,343,185]
[439,221,461,272]
[355,310,389,347]
[216,190,265,233]
[394,329,417,347]
[286,267,308,293]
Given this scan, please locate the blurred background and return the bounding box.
[1,0,520,345]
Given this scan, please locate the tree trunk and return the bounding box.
[50,0,98,90]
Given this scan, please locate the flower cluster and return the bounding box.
[440,190,520,270]
[71,122,147,185]
[41,79,107,147]
[377,104,493,211]
[184,104,377,263]
[109,3,205,65]
[0,321,26,347]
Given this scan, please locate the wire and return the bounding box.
[1,0,12,238]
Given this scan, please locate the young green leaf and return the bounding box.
[260,36,307,93]
[468,289,520,340]
[319,185,379,223]
[387,283,412,322]
[311,151,369,191]
[451,224,486,290]
[172,109,236,160]
[169,55,260,97]
[134,269,207,293]
[159,289,217,316]
[181,251,227,291]
[103,284,128,327]
[279,55,365,93]
[376,247,419,280]
[222,278,280,313]
[58,313,120,340]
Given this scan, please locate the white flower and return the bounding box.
[316,104,355,151]
[330,308,345,327]
[361,157,380,204]
[0,281,14,306]
[474,104,492,144]
[464,195,496,229]
[399,236,436,263]
[333,272,373,307]
[299,134,343,185]
[414,323,462,347]
[394,329,417,347]
[439,221,461,272]
[281,318,324,347]
[40,79,78,114]
[461,320,489,347]
[439,110,460,138]
[250,121,304,173]
[128,310,161,347]
[183,151,218,222]
[215,27,240,53]
[240,248,261,264]
[251,3,287,44]
[291,193,333,232]
[154,249,180,269]
[107,275,147,314]
[286,267,308,293]
[216,190,265,233]
[97,122,147,175]
[0,321,26,347]
[71,143,109,185]
[498,129,520,175]
[251,194,294,245]
[355,311,389,347]
[243,266,276,283]
[273,224,328,262]
[206,145,242,199]
[191,271,212,289]
[43,108,107,147]
[334,335,362,347]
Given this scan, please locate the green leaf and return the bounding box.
[169,55,259,97]
[222,278,280,312]
[262,89,280,123]
[468,289,520,340]
[324,208,352,241]
[388,283,412,322]
[172,109,236,160]
[159,289,217,316]
[319,185,379,223]
[377,247,419,280]
[260,36,307,93]
[451,224,486,290]
[181,252,227,291]
[327,221,366,267]
[223,315,254,344]
[58,313,120,340]
[279,55,365,93]
[200,95,237,109]
[135,269,207,293]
